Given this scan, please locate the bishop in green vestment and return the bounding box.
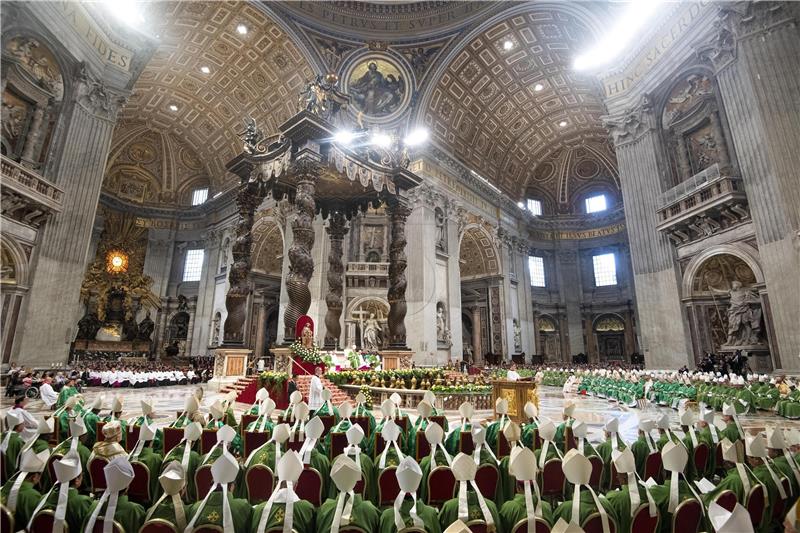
[318,454,380,532]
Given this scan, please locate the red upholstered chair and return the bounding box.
[378,466,401,507]
[564,426,576,452]
[317,415,336,436]
[330,432,349,460]
[29,510,59,532]
[426,466,457,506]
[47,416,59,446]
[475,463,499,499]
[0,450,5,484]
[692,443,710,475]
[88,456,109,493]
[162,427,184,455]
[510,517,551,533]
[194,526,224,533]
[140,519,179,533]
[286,438,304,453]
[194,465,214,500]
[89,518,124,533]
[588,455,603,490]
[672,498,703,533]
[395,417,409,435]
[771,478,792,522]
[244,430,271,459]
[245,464,275,504]
[337,527,369,533]
[464,520,490,533]
[459,431,475,455]
[430,416,446,429]
[540,459,565,503]
[644,452,663,482]
[415,431,431,462]
[608,463,621,490]
[497,433,512,458]
[0,504,13,533]
[582,512,617,533]
[352,417,371,439]
[128,461,152,504]
[296,466,324,506]
[126,425,141,452]
[374,435,387,458]
[713,489,738,512]
[631,503,659,533]
[201,429,218,455]
[746,484,767,530]
[46,452,64,487]
[715,442,725,476]
[240,414,258,433]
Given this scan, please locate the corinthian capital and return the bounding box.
[74,64,127,119]
[602,95,655,148]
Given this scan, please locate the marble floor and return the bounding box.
[11,383,800,445]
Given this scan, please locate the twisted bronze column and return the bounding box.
[387,199,412,349]
[283,160,318,342]
[324,212,348,349]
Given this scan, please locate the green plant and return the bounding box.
[259,371,288,395]
[289,340,325,365]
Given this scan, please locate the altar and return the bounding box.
[213,348,251,379]
[492,379,540,424]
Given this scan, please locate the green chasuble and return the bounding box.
[444,422,474,456]
[751,463,788,532]
[186,490,252,532]
[130,416,164,454]
[328,451,376,504]
[373,415,412,456]
[322,418,352,459]
[554,419,575,452]
[162,444,201,500]
[552,488,614,527]
[379,497,442,533]
[204,419,243,456]
[0,476,42,528]
[82,411,101,447]
[57,405,86,436]
[38,485,96,533]
[49,438,91,489]
[720,421,742,443]
[706,465,760,507]
[55,386,78,409]
[170,414,194,429]
[499,492,554,532]
[1,432,24,479]
[597,435,629,489]
[521,421,539,451]
[146,498,189,528]
[250,499,316,533]
[630,436,657,479]
[246,415,275,434]
[132,447,164,504]
[648,479,702,533]
[313,402,340,422]
[419,448,453,503]
[439,490,501,531]
[604,485,659,533]
[82,494,146,533]
[773,455,800,497]
[317,494,380,532]
[484,417,509,453]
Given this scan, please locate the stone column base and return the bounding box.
[380,349,414,370]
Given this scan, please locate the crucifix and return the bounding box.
[352,306,370,348]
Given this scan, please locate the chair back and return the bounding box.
[693,443,709,474]
[90,518,124,533]
[588,455,603,489]
[713,489,737,512]
[286,438,304,453]
[415,431,431,462]
[378,466,401,507]
[0,450,5,484]
[139,518,179,533]
[317,415,336,436]
[240,414,259,432]
[745,483,767,529]
[89,456,109,493]
[0,503,13,533]
[337,528,368,533]
[581,512,616,533]
[497,433,512,458]
[609,463,621,489]
[429,415,446,429]
[714,442,724,474]
[162,427,184,455]
[459,431,475,455]
[630,503,659,533]
[475,463,499,498]
[128,461,152,504]
[352,417,371,439]
[46,452,64,486]
[426,466,456,506]
[395,417,409,435]
[644,452,662,482]
[464,519,490,533]
[330,432,349,460]
[510,517,551,533]
[245,464,275,504]
[96,421,106,441]
[30,510,64,532]
[296,466,324,506]
[47,416,59,446]
[126,425,141,452]
[772,477,791,521]
[374,434,387,458]
[672,498,702,533]
[244,430,271,459]
[564,425,576,451]
[194,465,214,500]
[193,526,224,533]
[540,459,565,500]
[201,429,218,455]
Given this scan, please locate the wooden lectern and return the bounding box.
[492,379,540,424]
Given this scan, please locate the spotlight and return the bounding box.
[169,104,178,112]
[104,0,145,27]
[236,24,248,35]
[503,40,514,51]
[403,127,429,147]
[370,132,392,148]
[559,120,567,127]
[534,83,544,92]
[200,66,210,74]
[334,130,356,145]
[517,201,525,209]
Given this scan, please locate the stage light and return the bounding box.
[237,24,248,35]
[503,40,514,51]
[559,120,568,127]
[534,83,544,92]
[200,66,210,74]
[403,128,429,147]
[370,132,392,148]
[334,130,356,145]
[169,104,178,112]
[517,202,525,209]
[574,0,666,71]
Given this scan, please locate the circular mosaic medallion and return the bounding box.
[342,54,411,122]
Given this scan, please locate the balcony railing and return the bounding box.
[346,262,389,276]
[1,155,64,213]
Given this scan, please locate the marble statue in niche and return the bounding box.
[210,312,221,346]
[362,313,383,351]
[137,311,154,341]
[435,207,447,252]
[436,301,451,346]
[513,318,522,352]
[710,281,763,346]
[5,37,64,99]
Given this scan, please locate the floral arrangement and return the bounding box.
[259,371,289,395]
[325,368,446,387]
[358,385,373,410]
[289,340,325,365]
[431,384,492,395]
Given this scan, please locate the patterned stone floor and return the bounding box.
[13,383,800,445]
